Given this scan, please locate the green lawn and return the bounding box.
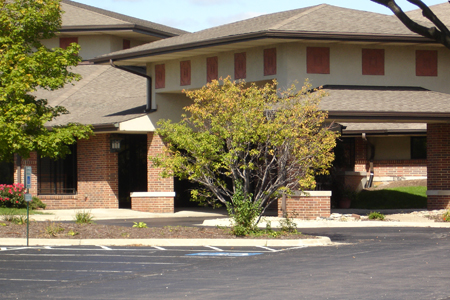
[350,186,427,209]
[0,207,50,215]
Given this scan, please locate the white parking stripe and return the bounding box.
[0,259,185,265]
[99,246,112,250]
[1,248,6,251]
[205,246,223,251]
[256,246,279,252]
[0,267,132,273]
[0,278,69,282]
[44,246,52,249]
[153,246,166,250]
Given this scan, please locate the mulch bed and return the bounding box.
[0,221,314,240]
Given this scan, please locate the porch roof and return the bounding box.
[321,86,450,123]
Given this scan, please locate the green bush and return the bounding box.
[0,183,26,208]
[74,210,94,224]
[442,210,450,222]
[368,211,385,221]
[226,181,262,236]
[30,196,46,210]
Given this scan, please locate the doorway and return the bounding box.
[118,134,148,208]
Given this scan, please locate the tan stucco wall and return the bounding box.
[368,136,411,160]
[42,35,145,60]
[148,41,450,95]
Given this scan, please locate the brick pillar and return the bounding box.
[354,137,368,172]
[427,123,450,210]
[14,152,38,196]
[130,133,174,213]
[77,134,119,209]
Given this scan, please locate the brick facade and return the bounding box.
[277,192,330,219]
[427,124,450,209]
[132,196,174,213]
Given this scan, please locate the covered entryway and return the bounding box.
[118,134,148,208]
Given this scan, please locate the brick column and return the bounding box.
[354,137,368,172]
[277,191,331,219]
[131,133,175,213]
[427,123,450,210]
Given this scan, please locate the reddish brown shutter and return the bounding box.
[180,60,191,86]
[207,56,218,83]
[123,39,131,50]
[362,49,384,75]
[264,48,277,76]
[155,64,165,89]
[60,37,78,49]
[306,47,330,74]
[416,50,438,76]
[234,52,246,79]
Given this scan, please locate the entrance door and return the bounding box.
[118,134,148,208]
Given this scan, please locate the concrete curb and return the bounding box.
[0,236,331,247]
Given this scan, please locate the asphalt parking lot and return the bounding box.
[2,227,450,299]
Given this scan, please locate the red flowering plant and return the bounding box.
[0,183,26,208]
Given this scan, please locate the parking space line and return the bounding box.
[0,259,186,265]
[205,246,223,251]
[0,278,69,282]
[256,246,279,252]
[99,246,112,250]
[0,267,133,273]
[153,246,166,250]
[44,246,52,249]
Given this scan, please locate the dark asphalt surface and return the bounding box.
[1,226,450,299]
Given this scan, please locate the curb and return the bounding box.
[0,236,332,247]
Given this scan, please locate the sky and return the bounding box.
[73,0,446,33]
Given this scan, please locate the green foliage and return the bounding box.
[279,216,298,233]
[226,182,262,236]
[0,183,25,208]
[45,222,64,236]
[132,221,148,228]
[0,222,6,226]
[153,77,337,218]
[74,210,94,224]
[368,211,386,221]
[30,196,46,210]
[67,229,78,236]
[442,210,450,222]
[0,0,92,161]
[352,186,427,209]
[1,209,27,224]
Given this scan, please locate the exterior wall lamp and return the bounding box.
[110,135,122,153]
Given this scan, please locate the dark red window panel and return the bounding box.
[416,50,438,76]
[234,52,246,79]
[362,49,384,75]
[180,60,191,86]
[264,48,277,76]
[155,64,165,89]
[306,47,330,74]
[207,56,218,83]
[60,37,78,49]
[123,39,131,50]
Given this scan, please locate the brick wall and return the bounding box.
[132,196,174,213]
[277,192,330,219]
[354,137,367,172]
[372,160,427,177]
[427,124,450,209]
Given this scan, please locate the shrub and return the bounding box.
[132,222,148,228]
[368,211,386,221]
[75,210,94,224]
[30,196,46,210]
[0,183,25,208]
[442,210,450,222]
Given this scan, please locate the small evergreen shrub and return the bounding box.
[442,210,450,222]
[74,210,94,224]
[368,211,386,221]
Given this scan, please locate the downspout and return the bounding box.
[110,59,155,112]
[362,133,375,188]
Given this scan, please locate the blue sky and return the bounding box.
[73,0,446,32]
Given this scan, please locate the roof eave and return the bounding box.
[60,24,180,38]
[91,30,435,64]
[328,111,450,123]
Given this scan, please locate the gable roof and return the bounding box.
[92,4,432,65]
[60,0,187,41]
[34,64,148,130]
[406,2,450,29]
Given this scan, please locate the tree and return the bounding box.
[371,0,450,49]
[152,78,338,222]
[0,0,92,161]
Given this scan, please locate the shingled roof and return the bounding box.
[92,4,432,64]
[406,2,450,29]
[60,0,187,38]
[321,86,450,122]
[35,64,148,128]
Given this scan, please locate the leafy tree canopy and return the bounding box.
[0,0,92,160]
[152,78,338,216]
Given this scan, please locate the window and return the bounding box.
[234,52,246,79]
[307,47,330,74]
[416,50,437,76]
[38,145,77,195]
[411,137,426,159]
[123,39,131,50]
[59,37,78,49]
[362,49,384,75]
